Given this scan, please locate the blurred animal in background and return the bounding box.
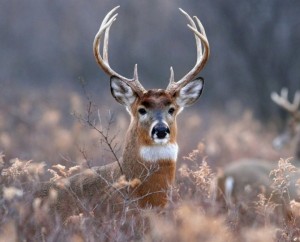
[36,6,210,222]
[272,88,300,160]
[216,88,300,224]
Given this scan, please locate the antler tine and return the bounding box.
[271,88,300,114]
[293,90,300,110]
[180,9,202,61]
[281,88,288,100]
[294,91,300,119]
[168,67,174,87]
[93,6,118,74]
[93,6,146,95]
[167,8,210,94]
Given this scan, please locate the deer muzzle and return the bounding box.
[151,121,170,144]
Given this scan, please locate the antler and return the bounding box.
[166,8,210,94]
[271,88,300,115]
[93,6,146,96]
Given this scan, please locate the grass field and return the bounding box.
[0,87,298,242]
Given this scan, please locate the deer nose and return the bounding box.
[151,123,170,139]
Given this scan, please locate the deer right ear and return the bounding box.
[110,76,137,107]
[175,77,204,107]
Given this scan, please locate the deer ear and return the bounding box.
[176,77,204,107]
[110,76,137,107]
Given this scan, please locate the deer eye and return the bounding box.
[138,108,147,115]
[168,107,175,115]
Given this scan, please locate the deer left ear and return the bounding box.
[176,77,204,107]
[110,76,137,107]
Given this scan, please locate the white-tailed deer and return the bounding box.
[272,88,300,160]
[36,6,209,221]
[216,88,300,223]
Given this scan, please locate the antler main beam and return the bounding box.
[166,8,210,94]
[93,6,146,96]
[94,6,209,96]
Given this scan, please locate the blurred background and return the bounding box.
[0,0,299,167]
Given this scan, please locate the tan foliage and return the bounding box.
[147,203,233,242]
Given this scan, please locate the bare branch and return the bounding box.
[73,82,124,175]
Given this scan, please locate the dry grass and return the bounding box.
[0,88,299,241]
[2,155,300,241]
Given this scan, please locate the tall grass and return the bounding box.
[0,89,298,241]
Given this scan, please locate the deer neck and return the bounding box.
[122,120,178,179]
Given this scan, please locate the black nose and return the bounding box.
[151,123,170,139]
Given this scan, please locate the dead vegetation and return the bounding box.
[1,153,300,241]
[0,88,299,241]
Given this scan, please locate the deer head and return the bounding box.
[93,6,209,154]
[271,88,300,152]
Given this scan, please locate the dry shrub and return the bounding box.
[0,155,147,241]
[241,226,276,242]
[254,193,278,226]
[1,152,300,241]
[1,157,45,185]
[177,148,216,211]
[0,149,228,241]
[147,203,233,242]
[0,156,50,241]
[270,158,297,199]
[268,159,300,242]
[48,164,81,181]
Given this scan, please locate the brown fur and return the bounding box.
[132,160,176,208]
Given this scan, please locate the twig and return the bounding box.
[84,101,123,175]
[74,80,124,175]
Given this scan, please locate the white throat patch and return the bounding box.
[139,143,178,163]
